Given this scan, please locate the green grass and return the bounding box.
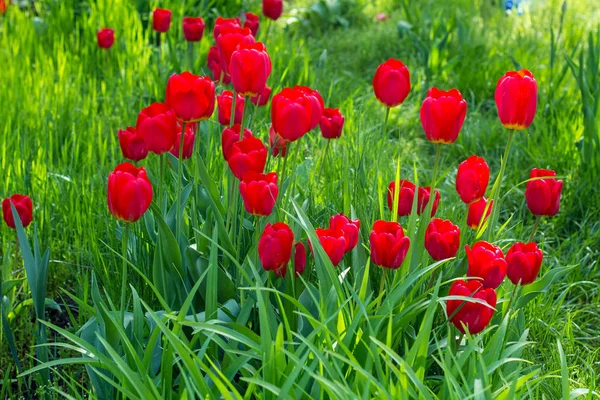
[1,0,600,398]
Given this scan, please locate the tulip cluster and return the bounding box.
[259,222,305,277]
[311,214,360,266]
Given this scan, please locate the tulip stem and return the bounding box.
[377,268,388,308]
[486,129,515,241]
[505,281,520,318]
[316,139,331,185]
[159,154,165,213]
[529,215,541,242]
[120,223,130,325]
[431,143,442,189]
[175,122,187,245]
[231,91,238,129]
[382,107,390,138]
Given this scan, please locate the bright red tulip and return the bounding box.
[183,17,205,42]
[221,124,253,161]
[269,125,288,157]
[239,172,278,216]
[230,42,272,97]
[373,59,410,108]
[525,168,562,217]
[369,220,410,269]
[107,163,153,223]
[319,108,344,139]
[294,242,307,276]
[215,26,255,77]
[227,136,267,179]
[495,69,537,130]
[387,180,440,217]
[2,194,33,229]
[170,123,196,159]
[296,86,324,130]
[456,156,490,204]
[136,102,177,155]
[263,0,283,20]
[0,0,9,15]
[251,85,272,106]
[165,72,216,122]
[152,8,172,33]
[217,90,245,126]
[446,280,496,334]
[506,242,543,285]
[314,228,347,267]
[97,28,114,49]
[329,214,360,253]
[242,12,260,36]
[271,87,313,142]
[425,218,460,261]
[207,45,230,84]
[118,127,148,161]
[420,88,467,144]
[466,241,507,289]
[467,197,493,230]
[213,17,241,40]
[258,222,294,277]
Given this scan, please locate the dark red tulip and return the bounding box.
[506,242,543,285]
[251,85,272,106]
[97,28,114,49]
[136,102,177,155]
[107,163,153,223]
[170,123,196,159]
[183,17,205,42]
[271,87,313,142]
[239,172,278,216]
[314,228,347,267]
[319,108,344,139]
[165,72,216,122]
[420,88,467,144]
[525,168,562,217]
[118,127,148,162]
[467,197,493,230]
[269,125,288,157]
[152,8,172,33]
[207,45,230,84]
[456,156,490,204]
[369,220,410,269]
[446,280,497,334]
[465,241,507,289]
[258,222,293,277]
[294,242,307,276]
[230,42,272,97]
[329,214,360,253]
[242,12,260,36]
[213,17,241,40]
[227,136,267,179]
[2,194,33,229]
[215,26,255,77]
[296,86,324,130]
[387,180,440,217]
[425,218,460,261]
[373,59,410,108]
[495,70,537,130]
[263,0,283,20]
[217,90,245,126]
[221,124,253,161]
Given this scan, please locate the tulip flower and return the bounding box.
[230,42,272,97]
[258,222,294,276]
[373,59,410,108]
[446,280,496,334]
[165,72,216,122]
[107,163,153,223]
[182,17,205,42]
[239,172,278,216]
[329,214,360,253]
[213,17,241,40]
[319,108,344,139]
[506,242,543,285]
[314,228,347,267]
[369,220,410,269]
[227,136,267,180]
[207,45,230,84]
[215,26,255,76]
[271,87,314,142]
[136,102,177,155]
[217,90,245,126]
[296,86,324,130]
[263,0,283,20]
[251,85,272,106]
[467,197,493,230]
[495,69,537,130]
[0,0,9,15]
[294,242,307,276]
[420,88,467,144]
[169,123,196,159]
[456,156,490,204]
[152,8,172,33]
[465,241,507,289]
[118,127,148,162]
[525,168,563,217]
[387,180,440,217]
[425,218,460,261]
[269,125,288,157]
[222,124,253,161]
[97,28,115,49]
[2,194,33,229]
[242,12,260,36]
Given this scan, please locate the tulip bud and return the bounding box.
[294,242,307,276]
[506,242,543,285]
[165,72,216,122]
[97,28,115,49]
[136,102,177,155]
[263,0,283,20]
[425,218,460,261]
[446,280,496,334]
[259,222,294,276]
[2,194,33,229]
[525,168,563,217]
[495,69,537,130]
[319,108,345,139]
[169,123,196,159]
[251,85,272,106]
[107,163,153,223]
[183,17,205,42]
[152,8,172,33]
[467,197,493,230]
[118,127,148,162]
[242,12,260,36]
[373,59,410,108]
[456,156,490,204]
[420,88,467,144]
[217,90,245,126]
[239,172,278,216]
[465,241,507,289]
[369,220,410,269]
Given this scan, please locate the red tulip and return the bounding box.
[213,17,241,40]
[387,180,440,217]
[251,85,272,106]
[242,12,260,36]
[495,69,537,130]
[152,8,172,33]
[207,45,230,84]
[0,0,9,15]
[314,228,347,267]
[271,87,313,142]
[239,172,278,216]
[118,127,148,162]
[2,194,33,229]
[97,28,114,49]
[269,125,288,157]
[506,242,543,285]
[230,42,272,97]
[294,242,307,276]
[217,90,245,126]
[369,220,410,269]
[456,156,490,204]
[165,72,216,122]
[446,280,496,334]
[169,123,196,159]
[263,0,283,20]
[221,124,253,161]
[296,86,324,130]
[525,168,562,217]
[227,136,267,179]
[319,108,344,139]
[420,88,467,144]
[466,241,507,289]
[373,59,410,108]
[258,222,294,277]
[107,163,153,223]
[136,102,177,155]
[467,197,493,230]
[425,218,460,261]
[183,17,205,42]
[329,214,360,253]
[215,26,255,77]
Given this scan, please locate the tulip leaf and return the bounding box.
[151,203,184,282]
[516,265,574,309]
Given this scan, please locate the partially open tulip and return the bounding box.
[314,228,347,267]
[259,222,294,276]
[170,123,196,159]
[420,88,467,144]
[227,136,267,179]
[525,168,563,217]
[97,28,114,49]
[152,8,172,33]
[319,108,344,139]
[216,26,255,76]
[118,127,148,161]
[240,172,278,216]
[269,125,287,157]
[369,220,410,269]
[467,197,493,230]
[447,280,496,334]
[222,125,253,161]
[183,17,205,42]
[456,156,490,204]
[506,242,543,285]
[271,87,313,142]
[165,72,216,122]
[136,102,177,155]
[213,17,241,40]
[297,86,324,130]
[2,194,33,229]
[230,42,272,97]
[107,163,153,223]
[329,214,360,253]
[387,180,440,217]
[251,85,272,106]
[242,12,260,36]
[217,90,245,126]
[495,69,537,130]
[263,0,283,20]
[373,59,410,108]
[466,241,507,289]
[207,45,230,84]
[425,218,460,261]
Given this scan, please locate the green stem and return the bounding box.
[377,268,387,308]
[431,143,442,190]
[120,223,130,324]
[505,280,520,317]
[529,215,541,242]
[316,139,331,185]
[382,107,391,138]
[159,154,165,214]
[486,130,515,240]
[230,90,238,129]
[176,122,186,242]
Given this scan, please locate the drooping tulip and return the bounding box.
[314,228,347,267]
[215,26,255,76]
[420,88,467,144]
[136,102,177,155]
[369,220,411,269]
[169,123,196,159]
[221,124,253,161]
[227,136,267,179]
[525,168,562,217]
[217,90,245,126]
[165,72,216,122]
[251,85,272,106]
[446,280,497,334]
[97,28,115,49]
[230,42,272,97]
[456,156,490,204]
[107,163,153,223]
[467,197,493,230]
[373,59,410,108]
[319,108,345,139]
[425,218,460,261]
[506,242,543,285]
[2,194,33,229]
[152,8,172,33]
[495,69,538,130]
[258,222,294,276]
[118,127,148,162]
[271,87,313,142]
[183,17,205,42]
[239,172,278,216]
[207,45,230,84]
[263,0,283,20]
[329,214,360,253]
[269,125,287,157]
[465,241,507,289]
